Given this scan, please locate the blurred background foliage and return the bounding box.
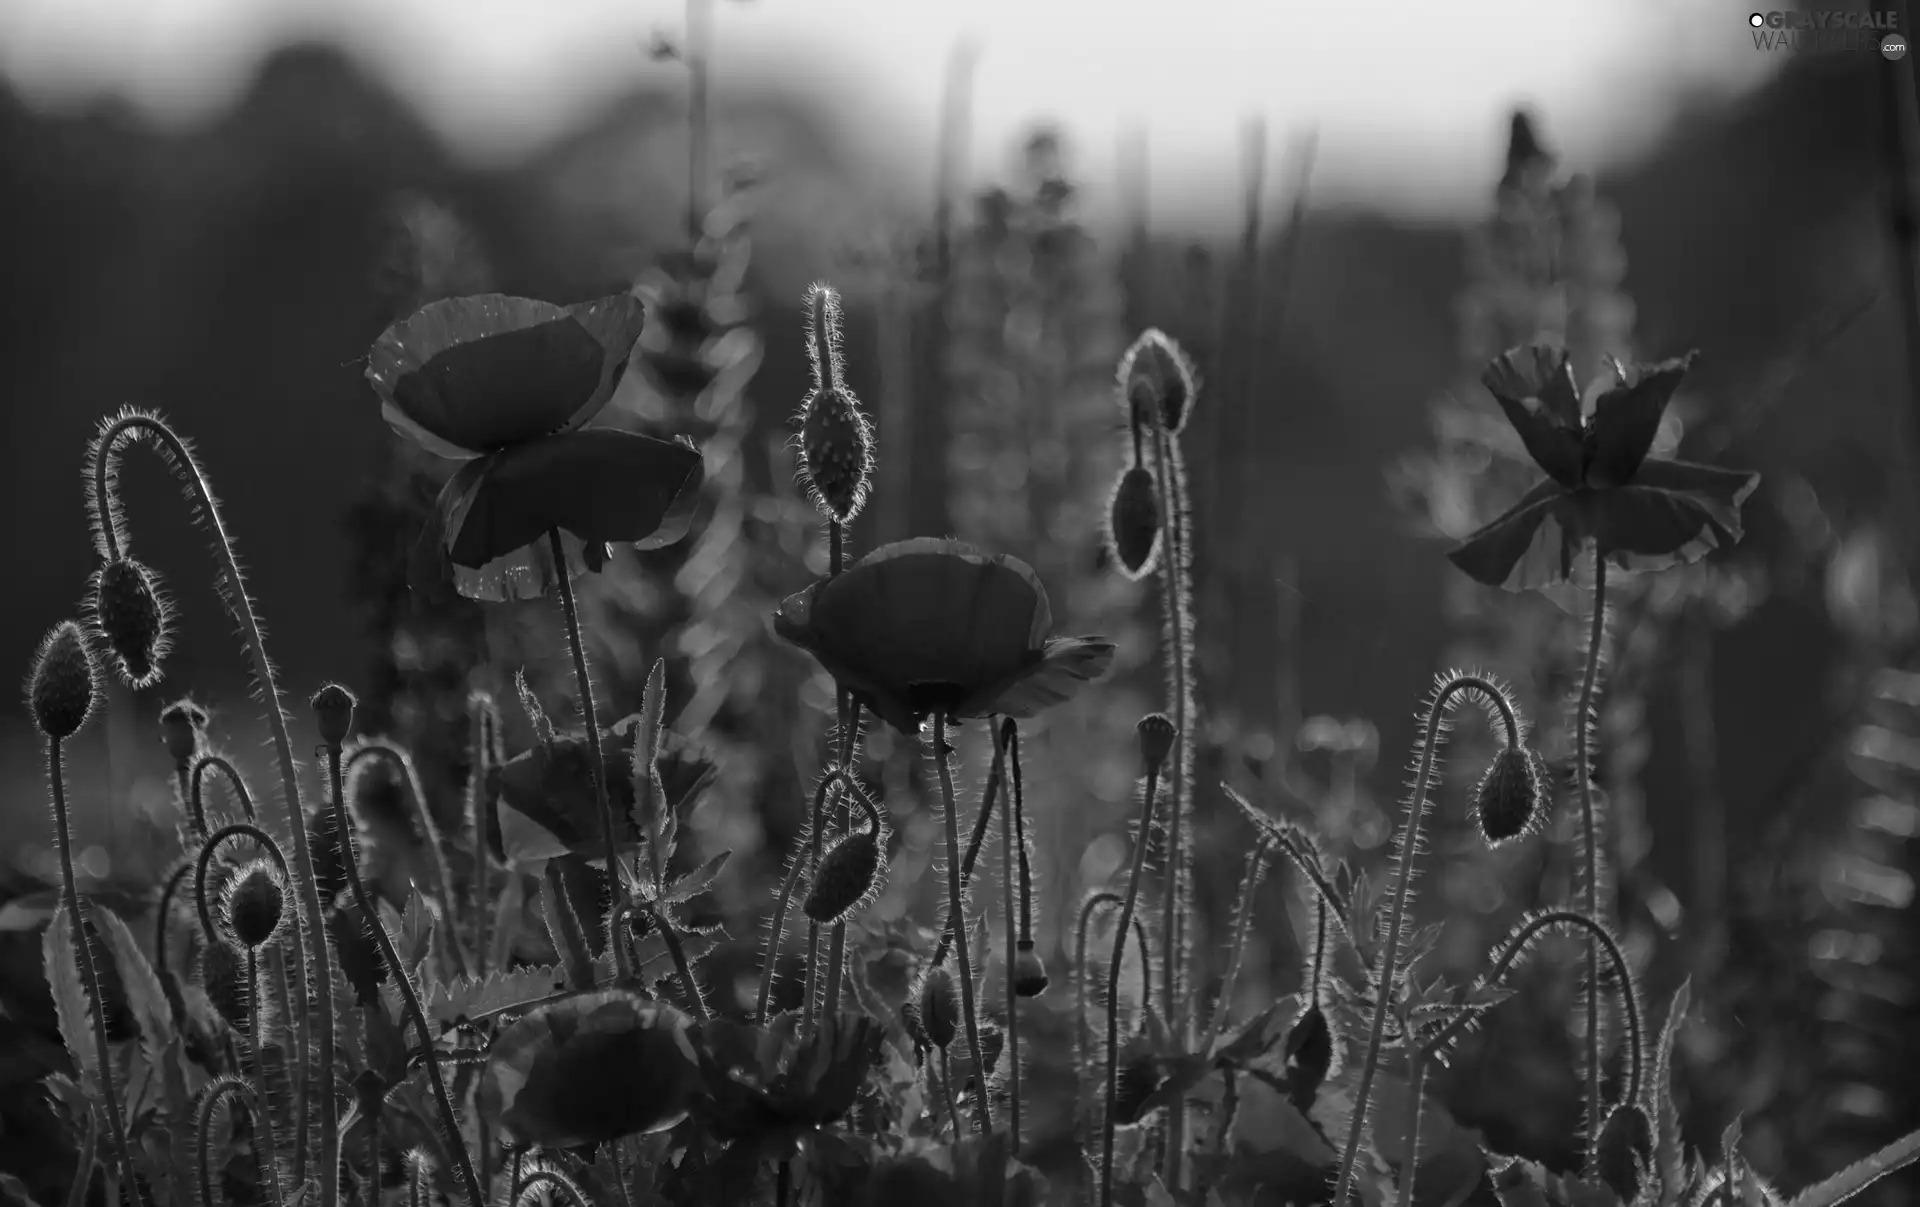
[0,11,1917,1204]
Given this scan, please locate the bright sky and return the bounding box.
[0,0,1781,225]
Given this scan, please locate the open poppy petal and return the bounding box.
[411,476,606,603]
[1446,479,1577,590]
[960,636,1116,720]
[1628,458,1760,528]
[1481,345,1586,487]
[368,293,647,456]
[439,429,703,573]
[1591,481,1744,568]
[1584,352,1695,488]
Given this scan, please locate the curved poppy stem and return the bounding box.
[933,712,991,1134]
[1576,556,1609,1169]
[344,741,467,977]
[1102,754,1165,1207]
[1076,890,1152,1111]
[245,948,287,1207]
[88,411,335,1207]
[546,528,630,987]
[328,745,486,1207]
[930,742,1008,969]
[756,771,849,1024]
[822,696,862,1021]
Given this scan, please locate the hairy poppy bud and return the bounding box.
[1012,939,1049,998]
[1105,466,1161,579]
[1117,329,1198,436]
[1595,1102,1652,1203]
[159,698,210,767]
[1112,1048,1165,1125]
[804,830,882,923]
[311,682,357,749]
[1283,1004,1333,1103]
[1474,746,1545,846]
[92,558,169,688]
[918,966,960,1050]
[800,386,874,524]
[1136,713,1176,769]
[225,860,287,951]
[198,939,250,1033]
[29,622,98,740]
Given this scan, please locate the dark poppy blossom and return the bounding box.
[1448,345,1759,590]
[492,715,716,866]
[366,293,704,601]
[480,988,700,1149]
[691,1010,884,1151]
[772,538,1115,737]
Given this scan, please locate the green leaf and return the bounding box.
[42,911,99,1096]
[425,964,568,1028]
[1787,1129,1920,1207]
[0,1172,47,1207]
[1649,980,1690,1205]
[662,850,731,904]
[88,905,174,1069]
[61,1104,97,1207]
[399,888,435,974]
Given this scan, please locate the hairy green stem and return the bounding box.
[1209,835,1274,1045]
[91,413,337,1207]
[1396,1040,1426,1207]
[1577,557,1609,1168]
[246,949,287,1207]
[933,712,991,1133]
[1075,890,1152,1105]
[196,1078,263,1207]
[1333,675,1520,1206]
[547,528,629,986]
[1102,754,1166,1207]
[344,741,467,977]
[931,735,1008,969]
[995,722,1022,1149]
[47,738,141,1206]
[329,746,486,1207]
[512,1168,594,1207]
[756,771,851,1023]
[189,754,258,831]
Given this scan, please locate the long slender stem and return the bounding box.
[1577,556,1609,1168]
[92,414,335,1207]
[547,528,628,985]
[1076,891,1152,1107]
[1209,836,1274,1045]
[1396,1041,1426,1207]
[47,738,141,1206]
[931,739,1007,968]
[822,691,860,1021]
[1102,758,1165,1207]
[344,743,467,977]
[933,712,990,1133]
[657,918,710,1021]
[1333,675,1519,1206]
[996,723,1021,1150]
[1149,417,1193,1188]
[756,772,850,1023]
[330,748,486,1207]
[246,949,286,1207]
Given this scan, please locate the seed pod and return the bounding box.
[311,682,357,749]
[159,698,210,768]
[1595,1102,1652,1203]
[91,557,168,687]
[1011,939,1049,998]
[1474,745,1545,846]
[799,386,874,524]
[28,622,98,740]
[1283,1004,1333,1106]
[1136,713,1177,769]
[198,938,250,1033]
[225,860,287,951]
[917,966,960,1050]
[1105,466,1161,580]
[803,830,882,924]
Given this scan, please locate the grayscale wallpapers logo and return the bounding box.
[1748,10,1906,57]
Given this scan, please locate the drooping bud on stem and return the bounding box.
[1474,745,1547,846]
[91,557,170,688]
[225,859,288,951]
[803,776,887,924]
[159,698,210,770]
[917,965,961,1051]
[1106,465,1161,580]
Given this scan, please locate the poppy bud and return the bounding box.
[1283,1004,1332,1103]
[159,698,210,768]
[311,682,357,749]
[225,860,287,951]
[1474,745,1545,846]
[800,386,874,524]
[917,966,960,1050]
[1105,465,1161,580]
[1117,329,1198,436]
[1112,1049,1164,1125]
[1595,1102,1652,1203]
[197,939,250,1033]
[28,622,98,740]
[1012,939,1049,998]
[92,557,169,687]
[1136,713,1177,769]
[803,830,882,924]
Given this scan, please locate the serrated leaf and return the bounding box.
[663,850,731,904]
[1213,999,1298,1067]
[425,965,568,1028]
[1649,981,1690,1202]
[62,1105,97,1207]
[1788,1128,1920,1207]
[89,905,174,1069]
[43,911,99,1096]
[399,889,435,973]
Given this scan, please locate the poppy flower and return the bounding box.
[691,1010,884,1150]
[1447,345,1759,590]
[479,988,700,1148]
[365,293,705,602]
[772,538,1115,737]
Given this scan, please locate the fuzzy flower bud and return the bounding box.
[311,682,357,749]
[1136,713,1177,769]
[799,386,874,523]
[1011,939,1049,998]
[1595,1102,1652,1203]
[1105,465,1161,579]
[917,965,960,1050]
[803,830,883,924]
[1283,1004,1333,1098]
[225,859,287,951]
[28,622,98,741]
[1117,329,1198,436]
[92,557,169,688]
[159,698,210,768]
[197,939,250,1033]
[1474,745,1546,846]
